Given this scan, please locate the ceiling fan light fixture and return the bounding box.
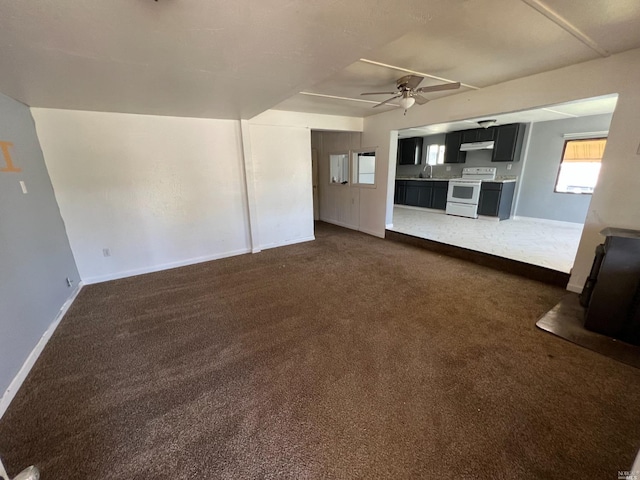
[477,119,497,129]
[399,96,415,110]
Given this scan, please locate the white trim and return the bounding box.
[300,91,400,108]
[562,131,608,139]
[394,204,447,214]
[385,223,394,230]
[511,215,584,228]
[0,283,84,420]
[0,458,7,479]
[477,215,501,222]
[351,148,378,189]
[520,0,609,57]
[566,281,583,294]
[319,218,359,231]
[83,248,251,284]
[511,122,532,217]
[240,119,262,253]
[260,235,315,251]
[358,58,480,90]
[358,226,385,238]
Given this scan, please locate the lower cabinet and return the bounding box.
[395,180,448,210]
[405,181,433,207]
[432,183,448,210]
[478,181,516,220]
[395,180,407,204]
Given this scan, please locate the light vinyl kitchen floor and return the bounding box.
[390,206,584,273]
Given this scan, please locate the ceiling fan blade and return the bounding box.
[398,74,424,90]
[416,82,461,93]
[412,94,429,105]
[360,91,398,96]
[373,94,401,108]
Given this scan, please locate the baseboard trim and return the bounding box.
[260,235,315,251]
[511,215,584,228]
[566,281,584,294]
[0,282,84,420]
[82,248,252,284]
[358,226,385,239]
[394,205,446,215]
[319,218,359,231]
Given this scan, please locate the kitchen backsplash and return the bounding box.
[396,130,527,179]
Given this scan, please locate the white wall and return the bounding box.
[359,47,640,293]
[251,110,363,132]
[33,109,252,283]
[249,124,315,249]
[33,108,361,284]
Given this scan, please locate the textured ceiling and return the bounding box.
[274,0,640,118]
[0,0,638,120]
[0,0,449,119]
[397,94,619,138]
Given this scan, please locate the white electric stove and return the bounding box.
[446,167,497,218]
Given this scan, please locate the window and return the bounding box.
[353,150,376,185]
[329,153,349,184]
[555,137,606,194]
[426,144,445,166]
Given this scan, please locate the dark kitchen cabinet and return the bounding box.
[397,137,423,165]
[461,127,495,143]
[394,180,407,204]
[478,181,516,220]
[444,132,466,164]
[405,180,433,208]
[394,180,448,210]
[491,123,525,162]
[432,182,448,210]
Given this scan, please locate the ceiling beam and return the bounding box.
[358,59,480,90]
[521,0,609,57]
[300,91,400,107]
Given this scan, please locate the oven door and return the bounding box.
[447,181,481,204]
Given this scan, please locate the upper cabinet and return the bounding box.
[444,131,467,163]
[491,123,525,162]
[442,123,525,163]
[397,137,423,165]
[461,127,495,143]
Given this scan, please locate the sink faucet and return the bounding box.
[420,163,433,178]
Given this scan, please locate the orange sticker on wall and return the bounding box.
[0,141,21,172]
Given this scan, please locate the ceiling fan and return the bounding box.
[361,75,461,114]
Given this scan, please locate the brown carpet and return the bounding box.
[1,222,639,479]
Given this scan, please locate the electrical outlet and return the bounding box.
[507,163,512,170]
[446,166,451,171]
[66,277,73,288]
[103,248,111,257]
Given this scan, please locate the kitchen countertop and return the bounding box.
[395,177,452,181]
[396,176,517,183]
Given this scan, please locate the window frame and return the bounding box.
[328,151,350,186]
[554,136,607,195]
[351,148,378,189]
[425,143,446,166]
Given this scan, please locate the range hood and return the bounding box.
[459,140,495,151]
